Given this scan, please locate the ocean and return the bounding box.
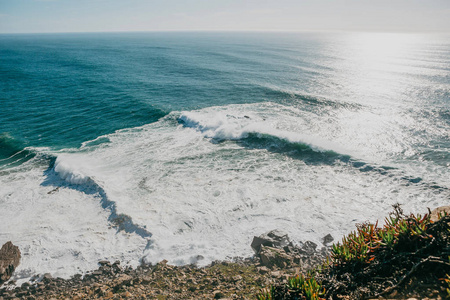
[0,32,449,281]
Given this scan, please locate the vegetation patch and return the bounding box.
[258,205,450,299]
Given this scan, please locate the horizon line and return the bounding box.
[1,29,449,35]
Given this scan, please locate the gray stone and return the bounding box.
[92,270,103,276]
[299,241,317,255]
[72,274,82,281]
[98,260,111,267]
[322,234,334,245]
[250,230,292,254]
[0,242,21,285]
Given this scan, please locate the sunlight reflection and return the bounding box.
[328,32,429,106]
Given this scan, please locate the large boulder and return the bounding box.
[250,230,292,254]
[0,241,21,285]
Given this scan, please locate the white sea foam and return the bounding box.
[0,162,145,284]
[54,156,92,185]
[0,102,448,282]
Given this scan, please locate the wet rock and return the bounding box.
[0,241,21,285]
[283,245,296,253]
[43,273,53,281]
[322,234,334,245]
[98,260,111,267]
[251,230,292,254]
[21,282,30,289]
[298,240,317,255]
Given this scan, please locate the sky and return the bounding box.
[0,0,450,34]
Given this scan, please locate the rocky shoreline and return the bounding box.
[2,259,268,300]
[0,231,330,300]
[1,206,448,300]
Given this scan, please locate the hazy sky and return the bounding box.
[1,0,449,34]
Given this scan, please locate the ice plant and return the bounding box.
[255,206,449,299]
[288,274,325,300]
[256,287,274,300]
[331,206,435,265]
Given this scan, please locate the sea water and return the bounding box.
[0,32,449,281]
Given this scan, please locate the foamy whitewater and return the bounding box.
[0,32,449,282]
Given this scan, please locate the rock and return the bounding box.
[98,260,111,267]
[298,241,317,255]
[124,291,133,297]
[429,206,450,222]
[92,270,103,276]
[140,276,152,284]
[213,290,225,299]
[251,230,292,254]
[0,241,21,285]
[188,286,197,292]
[259,246,293,269]
[270,271,284,278]
[257,266,270,274]
[113,274,132,286]
[159,259,168,265]
[322,234,334,245]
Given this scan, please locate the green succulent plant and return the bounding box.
[256,205,449,300]
[330,207,435,265]
[288,274,325,300]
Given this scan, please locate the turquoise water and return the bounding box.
[0,32,449,280]
[0,32,314,150]
[1,32,449,164]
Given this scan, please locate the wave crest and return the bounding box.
[54,157,92,185]
[179,109,350,162]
